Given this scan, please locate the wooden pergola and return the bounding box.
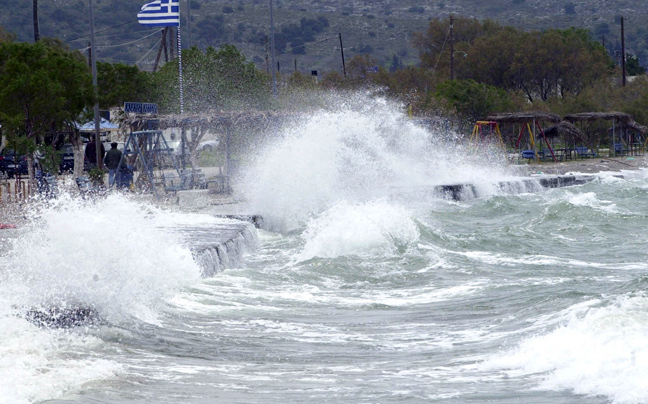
[122,110,283,172]
[564,112,647,156]
[487,112,562,162]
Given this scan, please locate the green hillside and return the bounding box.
[2,0,647,73]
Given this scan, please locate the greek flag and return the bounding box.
[138,0,180,27]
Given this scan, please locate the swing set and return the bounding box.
[469,121,506,150]
[514,120,557,163]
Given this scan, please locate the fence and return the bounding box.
[0,178,32,204]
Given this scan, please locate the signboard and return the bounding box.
[124,102,158,114]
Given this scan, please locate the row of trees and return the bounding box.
[2,15,648,181]
[0,35,272,179]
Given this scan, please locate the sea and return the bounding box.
[1,96,648,404]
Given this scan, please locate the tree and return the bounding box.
[435,79,514,123]
[152,44,269,114]
[0,26,15,44]
[626,54,646,76]
[414,20,613,102]
[0,40,94,179]
[97,61,153,109]
[412,16,504,76]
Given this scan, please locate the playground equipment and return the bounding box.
[469,121,505,150]
[114,130,183,195]
[514,120,557,163]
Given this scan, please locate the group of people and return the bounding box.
[85,140,123,186]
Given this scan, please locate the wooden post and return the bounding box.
[339,33,347,77]
[265,35,269,74]
[33,0,40,42]
[269,0,277,97]
[450,16,454,80]
[621,16,627,86]
[153,28,167,72]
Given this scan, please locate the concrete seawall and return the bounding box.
[434,174,598,201]
[171,220,259,277]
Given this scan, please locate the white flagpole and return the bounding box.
[177,22,184,114]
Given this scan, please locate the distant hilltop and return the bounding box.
[2,0,646,72]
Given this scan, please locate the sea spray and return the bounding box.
[0,192,203,325]
[238,94,514,232]
[297,200,420,261]
[481,294,648,404]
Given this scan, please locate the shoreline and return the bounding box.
[517,154,647,176]
[1,155,646,223]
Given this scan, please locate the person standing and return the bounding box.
[85,139,106,169]
[103,142,122,186]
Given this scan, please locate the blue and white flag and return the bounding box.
[138,0,180,27]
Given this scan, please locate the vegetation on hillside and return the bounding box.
[1,12,647,180]
[2,0,647,73]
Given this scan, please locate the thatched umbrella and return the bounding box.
[563,111,632,124]
[544,120,584,140]
[487,112,561,124]
[564,112,647,154]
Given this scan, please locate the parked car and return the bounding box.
[59,144,91,174]
[197,140,219,153]
[0,149,28,177]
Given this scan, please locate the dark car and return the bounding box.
[59,144,75,173]
[0,149,28,178]
[59,144,91,174]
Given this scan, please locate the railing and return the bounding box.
[0,178,33,203]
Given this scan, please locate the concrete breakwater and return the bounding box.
[172,220,259,277]
[434,173,598,201]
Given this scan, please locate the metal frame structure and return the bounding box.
[469,121,505,150]
[514,120,557,163]
[115,130,181,195]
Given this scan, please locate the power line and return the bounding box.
[280,34,338,55]
[96,30,162,49]
[94,28,160,41]
[136,37,163,66]
[78,29,162,51]
[67,19,139,42]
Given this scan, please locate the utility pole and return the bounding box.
[269,0,277,97]
[621,16,627,86]
[153,28,168,72]
[87,41,92,67]
[265,35,269,74]
[89,0,102,169]
[185,0,191,48]
[339,33,346,77]
[33,0,40,42]
[449,15,454,80]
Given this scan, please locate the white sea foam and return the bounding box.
[297,200,420,260]
[0,192,205,402]
[238,94,512,232]
[566,191,618,213]
[0,308,122,404]
[1,193,202,323]
[482,294,648,404]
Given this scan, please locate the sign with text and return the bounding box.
[124,102,158,115]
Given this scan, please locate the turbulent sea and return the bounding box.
[2,98,648,404]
